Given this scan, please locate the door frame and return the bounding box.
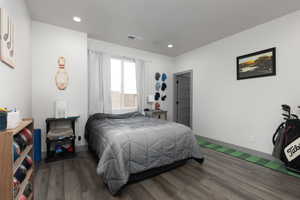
[173,70,193,128]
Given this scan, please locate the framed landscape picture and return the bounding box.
[237,48,276,80]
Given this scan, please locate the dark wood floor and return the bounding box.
[34,148,300,200]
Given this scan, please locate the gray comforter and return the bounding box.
[85,112,203,195]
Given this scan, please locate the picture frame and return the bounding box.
[237,48,276,80]
[0,8,16,68]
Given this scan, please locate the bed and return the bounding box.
[85,112,204,195]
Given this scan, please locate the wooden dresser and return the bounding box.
[0,119,34,200]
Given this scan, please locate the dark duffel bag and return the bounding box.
[282,119,300,173]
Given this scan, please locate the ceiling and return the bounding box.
[26,0,300,57]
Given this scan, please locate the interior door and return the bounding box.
[175,73,191,127]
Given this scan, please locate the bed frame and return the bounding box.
[88,145,204,195]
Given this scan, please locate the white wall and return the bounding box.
[31,21,88,150]
[88,39,174,120]
[0,0,32,117]
[175,10,300,154]
[31,23,173,151]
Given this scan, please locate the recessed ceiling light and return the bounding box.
[73,16,82,22]
[168,44,174,48]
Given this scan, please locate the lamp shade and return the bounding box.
[147,95,155,103]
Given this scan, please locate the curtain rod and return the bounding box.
[88,49,153,63]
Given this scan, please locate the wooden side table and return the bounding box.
[45,116,79,162]
[145,110,168,120]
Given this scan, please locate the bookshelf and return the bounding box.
[0,119,34,200]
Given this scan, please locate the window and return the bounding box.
[111,58,137,113]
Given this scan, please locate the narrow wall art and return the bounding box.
[0,8,16,68]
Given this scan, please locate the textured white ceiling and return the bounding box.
[26,0,300,57]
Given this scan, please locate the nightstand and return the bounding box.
[45,116,79,162]
[145,110,168,120]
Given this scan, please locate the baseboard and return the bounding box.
[198,135,276,161]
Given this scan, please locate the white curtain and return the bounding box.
[135,59,146,113]
[88,50,112,115]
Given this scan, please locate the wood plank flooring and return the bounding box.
[34,148,300,200]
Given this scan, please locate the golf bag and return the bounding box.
[273,104,300,173]
[272,122,285,160]
[273,119,300,173]
[281,119,300,173]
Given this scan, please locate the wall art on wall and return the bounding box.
[55,57,69,90]
[237,47,276,80]
[0,8,16,68]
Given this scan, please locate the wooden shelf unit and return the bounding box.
[13,145,33,174]
[15,168,33,200]
[0,119,34,200]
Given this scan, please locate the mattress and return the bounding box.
[85,112,204,195]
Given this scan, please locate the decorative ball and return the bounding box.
[155,92,160,101]
[161,83,167,91]
[14,134,27,151]
[23,183,33,197]
[155,72,161,81]
[19,194,27,200]
[22,155,33,170]
[15,165,27,183]
[13,142,21,161]
[162,73,167,81]
[155,82,161,91]
[21,128,33,144]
